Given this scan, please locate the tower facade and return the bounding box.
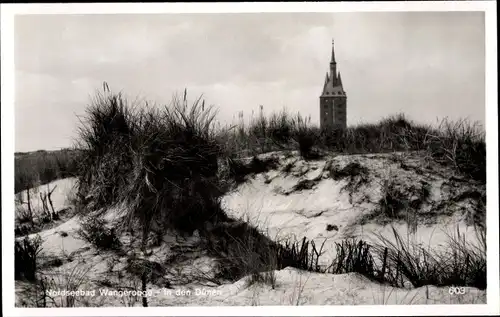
[320,40,347,130]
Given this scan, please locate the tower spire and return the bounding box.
[330,39,336,64]
[330,39,337,84]
[337,72,343,87]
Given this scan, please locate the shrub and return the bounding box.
[75,91,136,211]
[360,179,430,227]
[16,205,34,225]
[205,220,279,281]
[75,87,228,246]
[328,162,371,203]
[244,106,296,153]
[120,94,225,239]
[377,180,411,220]
[15,235,43,281]
[329,162,369,181]
[77,216,122,250]
[15,223,37,237]
[226,155,279,184]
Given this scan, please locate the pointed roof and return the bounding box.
[322,72,344,96]
[330,39,336,64]
[322,82,344,96]
[323,72,329,91]
[321,39,345,97]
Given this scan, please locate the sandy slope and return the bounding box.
[222,151,484,265]
[14,152,487,307]
[15,177,78,214]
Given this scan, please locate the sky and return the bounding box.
[14,11,485,152]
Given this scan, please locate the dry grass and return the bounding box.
[371,225,487,289]
[359,177,432,229]
[16,86,486,306]
[15,184,70,237]
[77,215,122,251]
[15,235,43,281]
[74,88,227,242]
[21,263,94,307]
[221,111,485,183]
[247,271,277,289]
[15,149,79,194]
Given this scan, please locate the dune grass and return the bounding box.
[226,110,485,183]
[15,149,79,194]
[15,87,487,304]
[370,225,487,290]
[16,92,485,195]
[206,223,486,290]
[74,89,229,248]
[77,215,122,251]
[15,235,43,282]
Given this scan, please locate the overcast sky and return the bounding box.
[15,12,485,152]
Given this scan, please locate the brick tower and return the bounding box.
[320,39,347,130]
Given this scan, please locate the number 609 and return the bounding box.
[448,286,466,295]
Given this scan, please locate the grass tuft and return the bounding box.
[371,225,486,289]
[329,239,376,276]
[15,149,79,194]
[247,271,277,289]
[74,89,227,243]
[226,155,279,185]
[15,235,43,281]
[77,216,122,251]
[360,178,431,228]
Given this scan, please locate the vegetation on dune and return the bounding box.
[228,110,485,183]
[207,223,487,290]
[15,235,43,281]
[16,92,485,195]
[15,183,71,237]
[357,178,432,228]
[14,86,487,306]
[74,90,228,242]
[371,225,487,290]
[15,149,79,194]
[77,216,122,251]
[327,161,371,203]
[310,224,487,290]
[225,155,280,185]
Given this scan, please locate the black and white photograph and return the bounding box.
[1,2,498,316]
